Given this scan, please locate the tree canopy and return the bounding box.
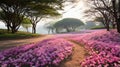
[0,0,65,33]
[54,18,84,32]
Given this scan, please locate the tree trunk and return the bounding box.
[48,29,50,34]
[117,1,120,33]
[55,28,59,33]
[9,24,19,34]
[11,27,16,34]
[51,28,54,34]
[7,24,10,32]
[27,28,29,32]
[104,17,110,31]
[112,24,116,29]
[112,22,116,29]
[106,25,110,31]
[117,18,120,33]
[5,22,11,32]
[66,27,70,32]
[32,24,36,34]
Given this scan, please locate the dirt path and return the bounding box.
[0,35,53,51]
[59,40,88,67]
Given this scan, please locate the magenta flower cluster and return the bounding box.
[0,38,73,67]
[69,30,120,67]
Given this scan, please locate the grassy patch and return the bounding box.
[0,29,41,40]
[91,26,106,29]
[91,26,113,29]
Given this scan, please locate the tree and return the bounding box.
[0,0,32,33]
[44,22,56,34]
[21,18,32,32]
[27,4,61,33]
[0,11,11,31]
[112,0,120,32]
[0,0,65,33]
[84,0,113,31]
[86,0,120,32]
[94,17,113,29]
[54,18,84,33]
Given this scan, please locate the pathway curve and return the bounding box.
[59,39,88,67]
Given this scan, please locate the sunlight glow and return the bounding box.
[62,0,89,22]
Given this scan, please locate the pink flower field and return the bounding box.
[0,38,74,67]
[0,30,120,67]
[67,30,120,67]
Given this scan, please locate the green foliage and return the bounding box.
[54,18,84,28]
[91,26,106,29]
[54,18,84,32]
[21,18,32,32]
[22,18,31,24]
[0,0,65,33]
[0,11,7,22]
[91,26,113,29]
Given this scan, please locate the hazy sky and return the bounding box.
[0,0,90,27]
[62,0,89,22]
[0,0,91,34]
[29,0,91,25]
[43,0,90,25]
[0,0,89,24]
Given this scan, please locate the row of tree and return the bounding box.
[0,0,68,33]
[85,0,120,33]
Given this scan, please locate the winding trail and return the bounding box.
[59,40,88,67]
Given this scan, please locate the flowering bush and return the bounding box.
[68,30,120,67]
[0,38,74,67]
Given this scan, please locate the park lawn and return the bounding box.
[0,29,41,40]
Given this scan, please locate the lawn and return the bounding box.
[0,29,40,40]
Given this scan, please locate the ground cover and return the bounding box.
[67,30,120,67]
[0,38,74,67]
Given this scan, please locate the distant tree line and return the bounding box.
[45,18,84,34]
[0,0,73,34]
[85,0,120,33]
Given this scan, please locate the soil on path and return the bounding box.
[59,40,88,67]
[0,35,53,51]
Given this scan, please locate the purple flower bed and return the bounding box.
[68,30,120,67]
[81,53,120,67]
[0,38,74,67]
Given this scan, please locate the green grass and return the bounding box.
[0,29,40,40]
[91,26,106,29]
[91,26,113,29]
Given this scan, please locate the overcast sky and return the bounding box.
[0,0,91,26]
[62,0,90,22]
[0,0,92,34]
